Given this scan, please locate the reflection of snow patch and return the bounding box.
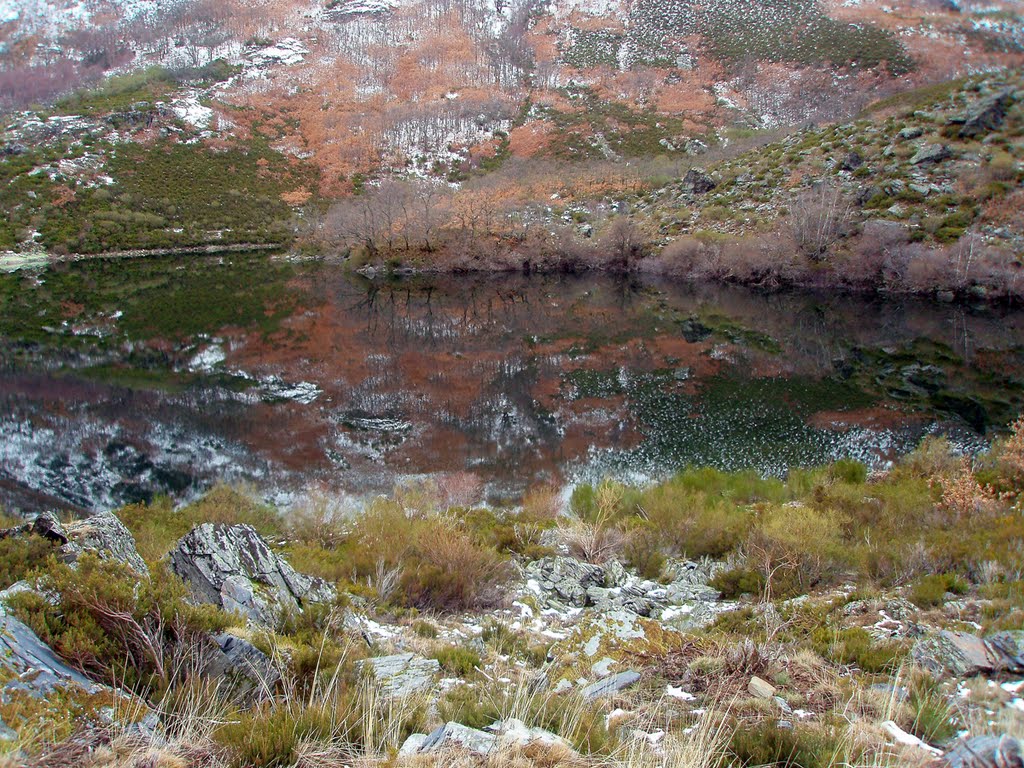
[189,345,226,373]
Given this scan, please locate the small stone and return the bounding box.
[748,676,777,699]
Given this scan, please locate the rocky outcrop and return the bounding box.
[951,91,1016,139]
[0,602,103,698]
[912,630,1024,678]
[525,556,725,628]
[404,718,570,757]
[205,633,280,703]
[580,670,641,701]
[0,510,148,575]
[681,168,718,194]
[64,511,148,575]
[358,653,440,697]
[910,143,952,166]
[169,524,336,627]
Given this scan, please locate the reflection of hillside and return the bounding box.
[3,267,1023,513]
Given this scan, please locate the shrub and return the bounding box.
[909,573,967,608]
[401,518,511,611]
[8,554,231,691]
[0,533,58,589]
[811,626,906,673]
[432,646,481,677]
[710,567,767,599]
[747,504,848,597]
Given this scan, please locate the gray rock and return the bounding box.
[169,524,335,627]
[841,151,864,171]
[420,722,496,755]
[580,670,641,701]
[0,511,68,546]
[0,603,103,699]
[682,168,717,194]
[399,733,429,756]
[0,718,16,741]
[953,91,1015,139]
[64,511,148,575]
[911,143,952,165]
[205,633,280,702]
[912,630,1024,678]
[487,718,570,749]
[359,653,439,697]
[527,557,606,607]
[943,734,1024,768]
[898,126,924,140]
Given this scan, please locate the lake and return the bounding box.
[2,253,1021,513]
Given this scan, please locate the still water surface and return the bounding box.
[2,256,1021,512]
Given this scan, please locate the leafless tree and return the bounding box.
[789,183,852,261]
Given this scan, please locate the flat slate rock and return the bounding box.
[913,630,1024,678]
[360,653,439,697]
[580,670,641,701]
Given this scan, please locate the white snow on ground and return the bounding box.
[170,90,215,130]
[245,38,309,70]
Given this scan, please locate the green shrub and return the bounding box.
[811,626,907,673]
[710,567,767,599]
[728,721,851,768]
[8,554,232,691]
[909,573,967,608]
[0,534,58,589]
[432,646,481,677]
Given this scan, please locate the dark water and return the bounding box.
[2,255,1022,513]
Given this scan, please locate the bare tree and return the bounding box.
[789,183,852,261]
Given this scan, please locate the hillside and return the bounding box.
[0,0,1022,282]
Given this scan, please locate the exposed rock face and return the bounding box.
[64,511,149,575]
[943,735,1024,768]
[205,633,280,702]
[0,511,68,546]
[169,524,335,626]
[952,91,1016,138]
[912,630,1024,678]
[0,510,148,575]
[0,602,103,699]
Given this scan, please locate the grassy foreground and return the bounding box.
[4,422,1024,766]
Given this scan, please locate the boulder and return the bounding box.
[64,511,148,575]
[359,653,439,697]
[527,557,606,607]
[911,144,952,165]
[169,524,335,627]
[943,735,1024,768]
[580,670,641,701]
[419,722,496,755]
[952,91,1015,139]
[205,633,280,702]
[487,718,570,750]
[841,151,864,171]
[681,168,717,194]
[912,630,1024,678]
[898,126,924,140]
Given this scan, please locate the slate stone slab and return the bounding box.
[580,670,641,701]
